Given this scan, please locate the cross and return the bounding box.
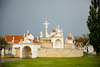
[43,21,50,37]
[43,21,50,28]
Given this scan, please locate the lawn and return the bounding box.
[2,56,100,67]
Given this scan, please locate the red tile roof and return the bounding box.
[67,37,72,40]
[74,38,89,43]
[52,29,56,32]
[28,39,31,41]
[33,39,40,43]
[5,35,24,41]
[14,40,19,44]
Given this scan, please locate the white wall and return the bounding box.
[68,40,73,44]
[84,45,94,53]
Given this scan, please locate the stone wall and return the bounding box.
[38,48,83,57]
[41,43,53,48]
[64,43,73,49]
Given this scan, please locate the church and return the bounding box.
[4,21,83,58]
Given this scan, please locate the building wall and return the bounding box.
[65,39,73,44]
[38,48,83,57]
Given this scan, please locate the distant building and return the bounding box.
[84,41,94,53]
[74,38,95,53]
[5,35,24,54]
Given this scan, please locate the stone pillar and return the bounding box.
[1,48,4,58]
[61,39,64,48]
[53,40,55,48]
[31,47,34,58]
[40,31,43,38]
[20,46,23,58]
[37,37,39,41]
[60,39,64,48]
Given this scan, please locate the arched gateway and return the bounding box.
[55,39,62,48]
[22,46,31,58]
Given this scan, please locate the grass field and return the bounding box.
[2,56,100,67]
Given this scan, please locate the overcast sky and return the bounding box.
[0,0,91,39]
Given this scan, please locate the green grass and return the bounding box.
[2,56,100,67]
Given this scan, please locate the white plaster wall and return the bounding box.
[13,44,20,48]
[55,39,61,48]
[84,45,94,53]
[33,44,41,58]
[68,40,73,44]
[12,44,20,55]
[88,45,94,52]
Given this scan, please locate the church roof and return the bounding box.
[28,39,40,43]
[67,37,72,40]
[14,40,19,44]
[5,35,24,41]
[50,33,58,37]
[52,29,56,32]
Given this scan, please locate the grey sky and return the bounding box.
[0,0,91,39]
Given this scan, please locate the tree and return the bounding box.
[0,36,8,49]
[82,33,89,38]
[74,33,89,40]
[87,0,100,55]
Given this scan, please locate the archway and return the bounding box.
[22,46,31,58]
[55,39,62,48]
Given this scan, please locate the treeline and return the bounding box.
[74,33,89,40]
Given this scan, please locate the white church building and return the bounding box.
[2,21,84,58]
